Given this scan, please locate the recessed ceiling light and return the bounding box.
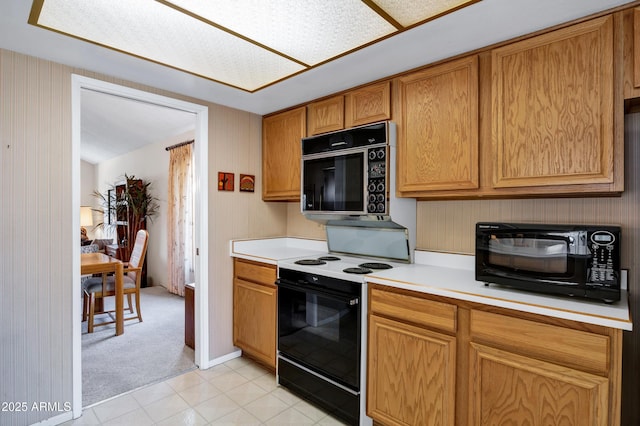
[29,0,479,92]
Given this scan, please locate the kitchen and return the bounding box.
[233,118,632,424]
[2,1,640,425]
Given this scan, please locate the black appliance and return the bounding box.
[276,267,363,425]
[476,222,621,303]
[301,122,389,215]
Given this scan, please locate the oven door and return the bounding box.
[276,278,361,390]
[302,150,366,215]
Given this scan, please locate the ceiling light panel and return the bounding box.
[374,0,478,27]
[163,0,398,66]
[34,0,305,91]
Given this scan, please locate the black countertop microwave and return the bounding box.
[476,222,621,303]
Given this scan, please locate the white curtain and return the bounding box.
[167,143,194,296]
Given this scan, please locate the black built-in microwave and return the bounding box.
[301,122,389,216]
[476,222,621,303]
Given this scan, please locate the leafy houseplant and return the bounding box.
[93,174,160,260]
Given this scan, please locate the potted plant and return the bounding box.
[93,174,160,261]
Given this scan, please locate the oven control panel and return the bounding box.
[367,147,387,214]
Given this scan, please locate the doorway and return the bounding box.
[71,75,209,417]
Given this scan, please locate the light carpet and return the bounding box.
[81,286,195,407]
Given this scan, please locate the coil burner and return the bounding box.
[359,262,392,270]
[318,256,341,261]
[343,267,372,274]
[294,259,327,266]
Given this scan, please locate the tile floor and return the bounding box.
[63,356,349,425]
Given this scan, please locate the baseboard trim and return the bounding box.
[202,349,242,369]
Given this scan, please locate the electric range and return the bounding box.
[275,252,408,426]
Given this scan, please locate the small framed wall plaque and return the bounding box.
[218,172,234,191]
[239,174,255,192]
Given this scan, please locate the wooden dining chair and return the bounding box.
[82,230,149,333]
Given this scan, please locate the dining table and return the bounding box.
[81,252,125,335]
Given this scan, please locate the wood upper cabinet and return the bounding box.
[491,15,615,189]
[262,107,306,201]
[233,258,277,369]
[396,55,479,195]
[623,7,640,99]
[631,8,640,92]
[307,82,392,135]
[367,286,457,426]
[307,95,344,135]
[345,81,391,128]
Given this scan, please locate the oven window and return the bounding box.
[487,235,568,274]
[303,153,364,212]
[278,286,360,390]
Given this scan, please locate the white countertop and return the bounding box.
[230,237,328,265]
[369,251,632,331]
[230,238,632,331]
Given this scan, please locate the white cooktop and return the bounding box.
[277,253,410,283]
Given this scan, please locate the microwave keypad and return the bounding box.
[367,148,387,214]
[590,243,617,284]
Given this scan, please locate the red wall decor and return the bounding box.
[239,174,255,192]
[218,172,234,191]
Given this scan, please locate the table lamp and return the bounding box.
[80,206,93,241]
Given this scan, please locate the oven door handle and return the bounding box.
[276,279,359,306]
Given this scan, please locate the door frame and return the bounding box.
[71,74,210,417]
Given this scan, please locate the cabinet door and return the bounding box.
[469,343,609,426]
[396,55,479,194]
[345,81,391,128]
[491,16,614,188]
[635,8,640,89]
[233,278,277,368]
[307,95,344,135]
[262,107,306,201]
[367,315,456,426]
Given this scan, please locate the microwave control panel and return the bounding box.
[367,147,387,214]
[587,230,619,284]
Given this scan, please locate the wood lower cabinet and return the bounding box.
[366,284,623,426]
[491,15,615,189]
[262,107,306,201]
[368,315,456,426]
[367,286,457,426]
[469,343,609,426]
[396,55,479,195]
[233,259,277,369]
[469,309,614,426]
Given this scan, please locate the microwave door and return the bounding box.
[322,167,335,211]
[303,151,365,214]
[335,153,364,212]
[487,235,571,276]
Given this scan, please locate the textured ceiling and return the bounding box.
[0,0,634,163]
[30,0,476,92]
